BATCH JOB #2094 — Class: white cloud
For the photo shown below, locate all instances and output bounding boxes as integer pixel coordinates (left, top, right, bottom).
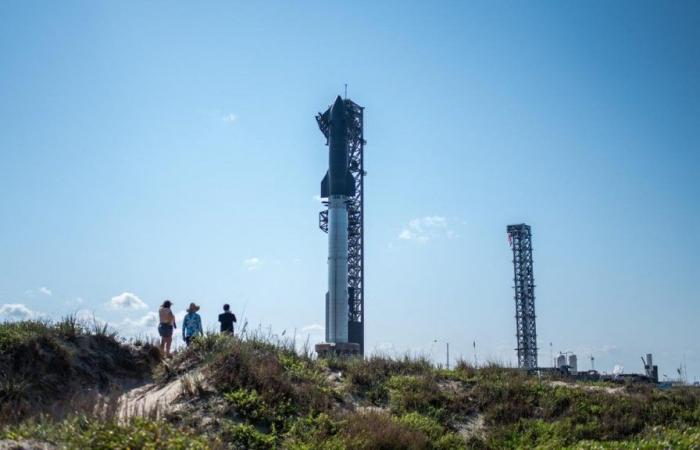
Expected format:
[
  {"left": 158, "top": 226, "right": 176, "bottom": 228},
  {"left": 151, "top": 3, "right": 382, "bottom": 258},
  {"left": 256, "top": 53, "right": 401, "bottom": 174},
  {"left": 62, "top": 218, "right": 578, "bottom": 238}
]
[
  {"left": 38, "top": 287, "right": 52, "bottom": 296},
  {"left": 24, "top": 287, "right": 53, "bottom": 297},
  {"left": 108, "top": 292, "right": 147, "bottom": 310},
  {"left": 398, "top": 216, "right": 458, "bottom": 243},
  {"left": 113, "top": 312, "right": 159, "bottom": 337},
  {"left": 0, "top": 303, "right": 39, "bottom": 321},
  {"left": 222, "top": 113, "right": 237, "bottom": 124},
  {"left": 243, "top": 257, "right": 263, "bottom": 271},
  {"left": 301, "top": 323, "right": 324, "bottom": 334},
  {"left": 124, "top": 312, "right": 158, "bottom": 328}
]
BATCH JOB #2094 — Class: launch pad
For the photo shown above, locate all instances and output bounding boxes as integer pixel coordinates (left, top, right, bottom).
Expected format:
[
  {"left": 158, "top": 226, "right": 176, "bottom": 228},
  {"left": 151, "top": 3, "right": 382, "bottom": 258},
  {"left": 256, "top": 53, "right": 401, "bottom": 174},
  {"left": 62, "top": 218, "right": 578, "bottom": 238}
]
[{"left": 315, "top": 342, "right": 361, "bottom": 358}]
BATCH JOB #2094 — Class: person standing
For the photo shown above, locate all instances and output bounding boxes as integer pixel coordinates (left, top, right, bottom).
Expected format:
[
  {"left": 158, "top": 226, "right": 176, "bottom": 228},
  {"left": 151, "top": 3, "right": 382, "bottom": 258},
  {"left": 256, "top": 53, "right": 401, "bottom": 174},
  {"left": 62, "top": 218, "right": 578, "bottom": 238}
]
[
  {"left": 158, "top": 300, "right": 176, "bottom": 357},
  {"left": 182, "top": 302, "right": 203, "bottom": 346},
  {"left": 218, "top": 304, "right": 237, "bottom": 334}
]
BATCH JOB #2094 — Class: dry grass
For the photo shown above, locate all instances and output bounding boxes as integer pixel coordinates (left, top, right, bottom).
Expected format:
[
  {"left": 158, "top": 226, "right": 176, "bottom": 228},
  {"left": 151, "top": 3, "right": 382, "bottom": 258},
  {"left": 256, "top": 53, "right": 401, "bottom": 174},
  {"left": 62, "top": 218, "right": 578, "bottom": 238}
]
[
  {"left": 341, "top": 410, "right": 431, "bottom": 449},
  {"left": 4, "top": 319, "right": 700, "bottom": 449},
  {"left": 0, "top": 317, "right": 160, "bottom": 424}
]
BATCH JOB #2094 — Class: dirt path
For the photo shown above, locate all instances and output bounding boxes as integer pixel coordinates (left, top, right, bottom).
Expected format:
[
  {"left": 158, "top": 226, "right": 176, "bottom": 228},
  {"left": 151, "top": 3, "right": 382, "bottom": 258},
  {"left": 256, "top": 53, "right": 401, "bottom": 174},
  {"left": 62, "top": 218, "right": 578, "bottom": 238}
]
[
  {"left": 117, "top": 376, "right": 186, "bottom": 421},
  {"left": 548, "top": 380, "right": 624, "bottom": 394},
  {"left": 457, "top": 413, "right": 485, "bottom": 440}
]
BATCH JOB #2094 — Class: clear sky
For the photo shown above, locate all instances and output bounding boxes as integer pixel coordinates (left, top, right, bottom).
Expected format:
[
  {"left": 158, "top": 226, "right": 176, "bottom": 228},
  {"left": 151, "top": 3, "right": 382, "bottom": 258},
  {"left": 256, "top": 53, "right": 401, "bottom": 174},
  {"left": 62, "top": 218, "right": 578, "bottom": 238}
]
[{"left": 1, "top": 1, "right": 698, "bottom": 381}]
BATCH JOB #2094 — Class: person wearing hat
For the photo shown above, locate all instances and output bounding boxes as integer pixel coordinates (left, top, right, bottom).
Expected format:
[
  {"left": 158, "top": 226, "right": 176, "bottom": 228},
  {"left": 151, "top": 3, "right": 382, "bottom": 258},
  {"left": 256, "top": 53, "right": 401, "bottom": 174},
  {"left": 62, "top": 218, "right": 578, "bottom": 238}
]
[
  {"left": 158, "top": 300, "right": 176, "bottom": 356},
  {"left": 182, "top": 302, "right": 203, "bottom": 346}
]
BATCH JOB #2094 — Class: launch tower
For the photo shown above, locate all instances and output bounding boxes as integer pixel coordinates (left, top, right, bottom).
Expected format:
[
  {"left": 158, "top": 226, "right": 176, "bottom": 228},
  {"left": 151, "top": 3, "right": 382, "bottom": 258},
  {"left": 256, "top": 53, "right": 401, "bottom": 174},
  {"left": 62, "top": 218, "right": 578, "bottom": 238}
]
[
  {"left": 316, "top": 97, "right": 365, "bottom": 356},
  {"left": 507, "top": 223, "right": 538, "bottom": 369}
]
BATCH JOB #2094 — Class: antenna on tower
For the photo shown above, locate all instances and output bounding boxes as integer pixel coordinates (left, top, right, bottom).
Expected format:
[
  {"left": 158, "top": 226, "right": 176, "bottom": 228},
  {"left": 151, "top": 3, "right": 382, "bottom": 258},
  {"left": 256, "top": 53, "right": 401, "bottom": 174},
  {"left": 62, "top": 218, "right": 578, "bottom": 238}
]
[
  {"left": 344, "top": 83, "right": 348, "bottom": 99},
  {"left": 550, "top": 342, "right": 553, "bottom": 368}
]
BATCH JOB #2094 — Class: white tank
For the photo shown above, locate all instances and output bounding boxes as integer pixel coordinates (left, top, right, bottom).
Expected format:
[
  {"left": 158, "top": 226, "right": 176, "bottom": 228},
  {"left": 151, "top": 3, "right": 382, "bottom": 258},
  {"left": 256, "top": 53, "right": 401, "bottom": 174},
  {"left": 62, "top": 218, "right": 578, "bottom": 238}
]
[
  {"left": 556, "top": 354, "right": 567, "bottom": 369},
  {"left": 568, "top": 354, "right": 577, "bottom": 374},
  {"left": 326, "top": 195, "right": 349, "bottom": 343}
]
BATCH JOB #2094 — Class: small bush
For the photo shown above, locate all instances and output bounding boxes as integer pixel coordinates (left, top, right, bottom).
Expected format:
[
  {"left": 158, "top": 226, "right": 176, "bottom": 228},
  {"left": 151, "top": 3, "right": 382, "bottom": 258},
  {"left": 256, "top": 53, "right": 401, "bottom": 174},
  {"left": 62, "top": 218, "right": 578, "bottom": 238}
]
[
  {"left": 1, "top": 416, "right": 214, "bottom": 449},
  {"left": 283, "top": 413, "right": 339, "bottom": 448},
  {"left": 0, "top": 318, "right": 159, "bottom": 423},
  {"left": 221, "top": 421, "right": 276, "bottom": 450},
  {"left": 399, "top": 412, "right": 466, "bottom": 449},
  {"left": 202, "top": 334, "right": 332, "bottom": 414},
  {"left": 224, "top": 388, "right": 294, "bottom": 427},
  {"left": 341, "top": 410, "right": 431, "bottom": 450},
  {"left": 388, "top": 375, "right": 445, "bottom": 419},
  {"left": 329, "top": 355, "right": 433, "bottom": 406}
]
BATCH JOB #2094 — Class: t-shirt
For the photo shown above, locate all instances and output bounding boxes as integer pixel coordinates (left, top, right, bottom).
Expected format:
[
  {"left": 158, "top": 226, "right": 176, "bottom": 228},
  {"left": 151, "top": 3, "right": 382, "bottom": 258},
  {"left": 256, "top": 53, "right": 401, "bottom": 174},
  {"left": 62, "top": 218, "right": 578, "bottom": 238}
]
[{"left": 218, "top": 311, "right": 237, "bottom": 333}]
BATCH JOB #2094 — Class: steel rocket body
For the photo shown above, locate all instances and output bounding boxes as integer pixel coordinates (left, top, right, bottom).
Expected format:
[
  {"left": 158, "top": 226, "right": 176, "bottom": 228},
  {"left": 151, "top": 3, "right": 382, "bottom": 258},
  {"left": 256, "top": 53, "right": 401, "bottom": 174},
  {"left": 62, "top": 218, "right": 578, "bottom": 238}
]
[{"left": 321, "top": 96, "right": 355, "bottom": 344}]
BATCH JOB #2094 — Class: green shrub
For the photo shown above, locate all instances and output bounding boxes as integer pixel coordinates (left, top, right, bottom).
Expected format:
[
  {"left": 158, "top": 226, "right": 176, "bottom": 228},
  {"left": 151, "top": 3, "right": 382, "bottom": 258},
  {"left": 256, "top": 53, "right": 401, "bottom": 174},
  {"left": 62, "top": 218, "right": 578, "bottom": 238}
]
[
  {"left": 283, "top": 413, "right": 340, "bottom": 449},
  {"left": 0, "top": 320, "right": 52, "bottom": 352},
  {"left": 399, "top": 412, "right": 466, "bottom": 449},
  {"left": 204, "top": 334, "right": 331, "bottom": 414},
  {"left": 0, "top": 318, "right": 159, "bottom": 423},
  {"left": 225, "top": 388, "right": 270, "bottom": 422},
  {"left": 341, "top": 410, "right": 431, "bottom": 449},
  {"left": 223, "top": 387, "right": 295, "bottom": 430},
  {"left": 388, "top": 375, "right": 445, "bottom": 418},
  {"left": 1, "top": 416, "right": 214, "bottom": 449},
  {"left": 327, "top": 355, "right": 432, "bottom": 406},
  {"left": 221, "top": 421, "right": 276, "bottom": 449}
]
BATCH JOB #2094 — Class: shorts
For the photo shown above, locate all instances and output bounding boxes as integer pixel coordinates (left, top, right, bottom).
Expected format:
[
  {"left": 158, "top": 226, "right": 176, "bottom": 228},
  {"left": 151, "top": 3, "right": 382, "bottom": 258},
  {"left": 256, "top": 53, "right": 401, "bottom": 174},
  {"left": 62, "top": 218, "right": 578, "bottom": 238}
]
[{"left": 158, "top": 323, "right": 173, "bottom": 338}]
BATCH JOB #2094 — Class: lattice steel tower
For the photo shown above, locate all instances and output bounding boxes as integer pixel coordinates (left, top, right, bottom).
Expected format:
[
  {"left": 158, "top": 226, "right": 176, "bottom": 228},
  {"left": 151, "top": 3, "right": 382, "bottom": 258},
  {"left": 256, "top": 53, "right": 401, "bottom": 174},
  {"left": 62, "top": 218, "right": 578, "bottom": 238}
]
[
  {"left": 318, "top": 98, "right": 366, "bottom": 355},
  {"left": 507, "top": 223, "right": 538, "bottom": 369}
]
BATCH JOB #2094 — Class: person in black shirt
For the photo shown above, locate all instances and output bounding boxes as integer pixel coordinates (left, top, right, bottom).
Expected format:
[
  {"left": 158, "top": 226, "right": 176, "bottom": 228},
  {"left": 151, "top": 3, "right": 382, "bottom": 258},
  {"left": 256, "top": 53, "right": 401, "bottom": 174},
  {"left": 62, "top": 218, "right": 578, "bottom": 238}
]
[{"left": 218, "top": 304, "right": 237, "bottom": 334}]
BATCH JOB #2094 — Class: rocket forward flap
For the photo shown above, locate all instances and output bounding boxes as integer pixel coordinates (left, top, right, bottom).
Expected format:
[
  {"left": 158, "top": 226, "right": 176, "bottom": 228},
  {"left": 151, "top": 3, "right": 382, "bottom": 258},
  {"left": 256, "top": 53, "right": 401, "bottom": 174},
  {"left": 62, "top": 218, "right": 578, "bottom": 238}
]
[
  {"left": 321, "top": 171, "right": 329, "bottom": 198},
  {"left": 345, "top": 171, "right": 356, "bottom": 197},
  {"left": 322, "top": 170, "right": 354, "bottom": 197}
]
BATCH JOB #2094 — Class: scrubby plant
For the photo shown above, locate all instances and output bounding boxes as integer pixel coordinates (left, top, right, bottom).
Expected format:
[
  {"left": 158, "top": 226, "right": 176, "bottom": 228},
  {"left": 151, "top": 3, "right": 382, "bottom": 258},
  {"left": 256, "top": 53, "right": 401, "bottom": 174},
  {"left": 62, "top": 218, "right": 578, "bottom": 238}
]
[
  {"left": 340, "top": 410, "right": 432, "bottom": 449},
  {"left": 387, "top": 375, "right": 446, "bottom": 418},
  {"left": 223, "top": 387, "right": 295, "bottom": 432},
  {"left": 399, "top": 412, "right": 466, "bottom": 449},
  {"left": 1, "top": 416, "right": 215, "bottom": 449},
  {"left": 220, "top": 420, "right": 276, "bottom": 450},
  {"left": 327, "top": 354, "right": 433, "bottom": 405},
  {"left": 283, "top": 413, "right": 339, "bottom": 448},
  {"left": 0, "top": 318, "right": 160, "bottom": 423},
  {"left": 4, "top": 319, "right": 700, "bottom": 449},
  {"left": 174, "top": 332, "right": 333, "bottom": 415}
]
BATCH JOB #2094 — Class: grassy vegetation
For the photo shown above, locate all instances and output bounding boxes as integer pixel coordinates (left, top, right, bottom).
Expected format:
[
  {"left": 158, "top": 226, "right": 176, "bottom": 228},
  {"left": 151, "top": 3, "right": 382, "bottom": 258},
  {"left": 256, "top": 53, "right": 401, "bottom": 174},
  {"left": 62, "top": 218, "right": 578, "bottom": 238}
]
[
  {"left": 1, "top": 417, "right": 216, "bottom": 449},
  {"left": 2, "top": 322, "right": 700, "bottom": 449},
  {"left": 0, "top": 317, "right": 160, "bottom": 422}
]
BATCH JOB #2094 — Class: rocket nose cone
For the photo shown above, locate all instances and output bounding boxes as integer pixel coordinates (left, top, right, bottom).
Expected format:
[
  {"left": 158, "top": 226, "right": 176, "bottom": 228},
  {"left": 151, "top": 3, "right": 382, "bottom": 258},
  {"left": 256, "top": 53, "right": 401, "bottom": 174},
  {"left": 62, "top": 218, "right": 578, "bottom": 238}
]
[{"left": 331, "top": 95, "right": 345, "bottom": 120}]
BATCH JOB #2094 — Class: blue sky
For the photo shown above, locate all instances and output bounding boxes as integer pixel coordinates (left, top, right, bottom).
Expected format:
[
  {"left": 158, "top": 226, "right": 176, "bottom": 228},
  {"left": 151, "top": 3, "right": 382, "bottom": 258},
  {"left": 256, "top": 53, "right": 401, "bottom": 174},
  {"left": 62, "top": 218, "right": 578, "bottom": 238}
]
[{"left": 1, "top": 1, "right": 698, "bottom": 380}]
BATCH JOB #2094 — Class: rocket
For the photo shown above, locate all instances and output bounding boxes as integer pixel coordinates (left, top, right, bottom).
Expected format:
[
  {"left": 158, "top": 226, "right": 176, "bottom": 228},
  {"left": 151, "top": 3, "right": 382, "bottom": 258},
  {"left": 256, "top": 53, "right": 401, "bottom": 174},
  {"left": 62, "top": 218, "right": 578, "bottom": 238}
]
[{"left": 320, "top": 96, "right": 355, "bottom": 344}]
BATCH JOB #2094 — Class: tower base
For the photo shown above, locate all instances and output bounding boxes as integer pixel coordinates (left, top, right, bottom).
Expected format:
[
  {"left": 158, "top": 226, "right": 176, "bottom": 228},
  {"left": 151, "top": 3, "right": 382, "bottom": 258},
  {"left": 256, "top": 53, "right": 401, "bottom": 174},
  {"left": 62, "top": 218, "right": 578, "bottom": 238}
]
[{"left": 315, "top": 342, "right": 361, "bottom": 358}]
